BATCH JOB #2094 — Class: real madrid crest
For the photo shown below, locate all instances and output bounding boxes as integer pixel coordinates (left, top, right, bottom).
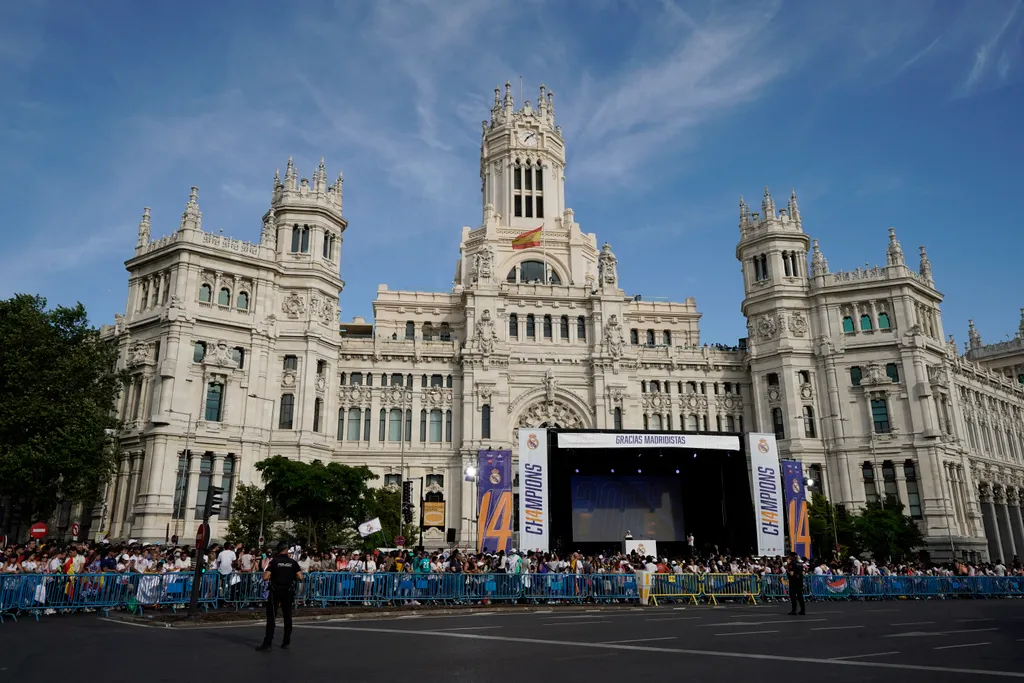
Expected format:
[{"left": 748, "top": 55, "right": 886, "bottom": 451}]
[
  {"left": 489, "top": 468, "right": 502, "bottom": 485},
  {"left": 527, "top": 433, "right": 540, "bottom": 450},
  {"left": 757, "top": 439, "right": 770, "bottom": 454}
]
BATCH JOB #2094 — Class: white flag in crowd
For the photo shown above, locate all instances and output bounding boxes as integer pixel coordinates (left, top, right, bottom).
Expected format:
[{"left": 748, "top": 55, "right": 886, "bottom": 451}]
[{"left": 357, "top": 517, "right": 383, "bottom": 537}]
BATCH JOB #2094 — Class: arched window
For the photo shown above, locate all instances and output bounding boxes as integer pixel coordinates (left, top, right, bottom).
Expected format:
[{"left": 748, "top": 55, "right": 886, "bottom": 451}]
[
  {"left": 771, "top": 407, "right": 785, "bottom": 440},
  {"left": 218, "top": 288, "right": 231, "bottom": 306},
  {"left": 802, "top": 406, "right": 816, "bottom": 438},
  {"left": 346, "top": 407, "right": 361, "bottom": 440},
  {"left": 630, "top": 329, "right": 639, "bottom": 345},
  {"left": 291, "top": 225, "right": 300, "bottom": 252},
  {"left": 193, "top": 341, "right": 207, "bottom": 363},
  {"left": 405, "top": 321, "right": 415, "bottom": 340},
  {"left": 543, "top": 315, "right": 553, "bottom": 338},
  {"left": 850, "top": 366, "right": 862, "bottom": 386},
  {"left": 439, "top": 323, "right": 451, "bottom": 342},
  {"left": 577, "top": 316, "right": 586, "bottom": 341},
  {"left": 646, "top": 329, "right": 655, "bottom": 346},
  {"left": 236, "top": 292, "right": 249, "bottom": 310},
  {"left": 885, "top": 363, "right": 900, "bottom": 383},
  {"left": 526, "top": 314, "right": 536, "bottom": 338},
  {"left": 783, "top": 251, "right": 792, "bottom": 276},
  {"left": 389, "top": 408, "right": 403, "bottom": 441},
  {"left": 322, "top": 232, "right": 331, "bottom": 258},
  {"left": 481, "top": 404, "right": 491, "bottom": 439},
  {"left": 300, "top": 225, "right": 310, "bottom": 253},
  {"left": 842, "top": 316, "right": 854, "bottom": 333},
  {"left": 650, "top": 414, "right": 663, "bottom": 430},
  {"left": 199, "top": 283, "right": 212, "bottom": 303},
  {"left": 560, "top": 315, "right": 569, "bottom": 339},
  {"left": 520, "top": 260, "right": 545, "bottom": 283},
  {"left": 860, "top": 314, "right": 872, "bottom": 331},
  {"left": 877, "top": 312, "right": 891, "bottom": 329},
  {"left": 613, "top": 407, "right": 622, "bottom": 430},
  {"left": 509, "top": 313, "right": 518, "bottom": 338},
  {"left": 506, "top": 268, "right": 517, "bottom": 283}
]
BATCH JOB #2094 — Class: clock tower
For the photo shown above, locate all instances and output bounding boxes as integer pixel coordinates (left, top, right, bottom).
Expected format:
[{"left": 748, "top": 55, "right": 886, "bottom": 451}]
[{"left": 480, "top": 82, "right": 566, "bottom": 230}]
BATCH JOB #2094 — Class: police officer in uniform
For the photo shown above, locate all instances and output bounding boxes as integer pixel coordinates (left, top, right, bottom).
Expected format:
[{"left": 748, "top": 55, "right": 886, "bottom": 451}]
[
  {"left": 786, "top": 552, "right": 806, "bottom": 616},
  {"left": 256, "top": 541, "right": 303, "bottom": 652}
]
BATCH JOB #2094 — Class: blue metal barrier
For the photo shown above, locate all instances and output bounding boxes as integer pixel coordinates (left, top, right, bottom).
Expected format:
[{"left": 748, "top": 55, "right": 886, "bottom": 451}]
[{"left": 2, "top": 571, "right": 1022, "bottom": 620}]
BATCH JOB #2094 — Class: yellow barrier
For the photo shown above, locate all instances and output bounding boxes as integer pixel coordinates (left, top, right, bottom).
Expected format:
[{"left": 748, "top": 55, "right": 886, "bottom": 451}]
[
  {"left": 702, "top": 573, "right": 759, "bottom": 605},
  {"left": 648, "top": 573, "right": 702, "bottom": 606}
]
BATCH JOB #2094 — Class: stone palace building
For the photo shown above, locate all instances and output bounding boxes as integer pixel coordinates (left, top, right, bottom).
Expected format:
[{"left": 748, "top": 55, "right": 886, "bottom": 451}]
[{"left": 94, "top": 82, "right": 1024, "bottom": 562}]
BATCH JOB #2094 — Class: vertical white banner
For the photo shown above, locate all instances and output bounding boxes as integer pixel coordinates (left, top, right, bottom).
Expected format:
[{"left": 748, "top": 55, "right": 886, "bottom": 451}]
[
  {"left": 747, "top": 432, "right": 785, "bottom": 557},
  {"left": 518, "top": 428, "right": 549, "bottom": 553}
]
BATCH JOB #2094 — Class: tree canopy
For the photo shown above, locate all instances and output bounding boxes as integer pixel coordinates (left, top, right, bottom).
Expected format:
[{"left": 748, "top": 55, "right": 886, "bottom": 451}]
[
  {"left": 254, "top": 456, "right": 377, "bottom": 546},
  {"left": 807, "top": 491, "right": 924, "bottom": 563},
  {"left": 0, "top": 295, "right": 126, "bottom": 532}
]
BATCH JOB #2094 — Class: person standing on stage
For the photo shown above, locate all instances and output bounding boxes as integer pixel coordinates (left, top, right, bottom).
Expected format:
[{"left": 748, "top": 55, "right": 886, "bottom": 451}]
[
  {"left": 786, "top": 552, "right": 806, "bottom": 616},
  {"left": 256, "top": 541, "right": 304, "bottom": 652}
]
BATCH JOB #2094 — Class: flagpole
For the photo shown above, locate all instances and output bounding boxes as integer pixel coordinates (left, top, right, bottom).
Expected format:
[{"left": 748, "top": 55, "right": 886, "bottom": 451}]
[{"left": 541, "top": 224, "right": 547, "bottom": 283}]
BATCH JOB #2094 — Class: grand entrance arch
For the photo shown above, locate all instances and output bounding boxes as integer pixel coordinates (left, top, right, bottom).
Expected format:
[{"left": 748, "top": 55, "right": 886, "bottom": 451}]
[{"left": 512, "top": 397, "right": 588, "bottom": 447}]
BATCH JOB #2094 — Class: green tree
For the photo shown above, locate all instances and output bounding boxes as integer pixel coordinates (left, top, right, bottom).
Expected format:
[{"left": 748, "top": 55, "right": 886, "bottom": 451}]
[
  {"left": 224, "top": 483, "right": 281, "bottom": 548},
  {"left": 851, "top": 495, "right": 925, "bottom": 563},
  {"left": 807, "top": 491, "right": 857, "bottom": 560},
  {"left": 254, "top": 456, "right": 376, "bottom": 547},
  {"left": 0, "top": 295, "right": 126, "bottom": 533}
]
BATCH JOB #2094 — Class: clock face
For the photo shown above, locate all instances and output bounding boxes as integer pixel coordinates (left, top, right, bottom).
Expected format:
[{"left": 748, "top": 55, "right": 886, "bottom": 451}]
[{"left": 517, "top": 130, "right": 538, "bottom": 147}]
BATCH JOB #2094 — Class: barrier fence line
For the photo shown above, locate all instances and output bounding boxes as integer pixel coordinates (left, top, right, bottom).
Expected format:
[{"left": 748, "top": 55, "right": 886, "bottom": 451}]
[{"left": 3, "top": 572, "right": 1024, "bottom": 621}]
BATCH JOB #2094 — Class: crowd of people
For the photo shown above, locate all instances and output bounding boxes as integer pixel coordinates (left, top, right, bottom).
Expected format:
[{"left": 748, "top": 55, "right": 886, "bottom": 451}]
[{"left": 2, "top": 537, "right": 1020, "bottom": 579}]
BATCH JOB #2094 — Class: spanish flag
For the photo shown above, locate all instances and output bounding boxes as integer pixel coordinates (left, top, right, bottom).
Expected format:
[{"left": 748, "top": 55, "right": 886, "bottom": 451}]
[{"left": 511, "top": 226, "right": 543, "bottom": 250}]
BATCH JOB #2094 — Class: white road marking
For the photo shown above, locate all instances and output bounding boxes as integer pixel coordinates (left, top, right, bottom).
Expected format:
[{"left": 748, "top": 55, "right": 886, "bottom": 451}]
[
  {"left": 547, "top": 614, "right": 613, "bottom": 620},
  {"left": 831, "top": 651, "right": 900, "bottom": 661},
  {"left": 715, "top": 630, "right": 780, "bottom": 636},
  {"left": 541, "top": 621, "right": 608, "bottom": 626},
  {"left": 885, "top": 627, "right": 998, "bottom": 638},
  {"left": 812, "top": 626, "right": 864, "bottom": 631},
  {"left": 934, "top": 642, "right": 991, "bottom": 650},
  {"left": 601, "top": 636, "right": 678, "bottom": 644},
  {"left": 295, "top": 624, "right": 1024, "bottom": 678},
  {"left": 440, "top": 625, "right": 503, "bottom": 631},
  {"left": 957, "top": 618, "right": 994, "bottom": 623},
  {"left": 644, "top": 616, "right": 703, "bottom": 622},
  {"left": 711, "top": 619, "right": 827, "bottom": 627},
  {"left": 98, "top": 617, "right": 262, "bottom": 630},
  {"left": 891, "top": 621, "right": 934, "bottom": 626}
]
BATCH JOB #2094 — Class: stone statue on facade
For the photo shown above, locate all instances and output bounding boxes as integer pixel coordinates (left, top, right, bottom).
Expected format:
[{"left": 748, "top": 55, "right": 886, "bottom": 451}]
[
  {"left": 473, "top": 309, "right": 499, "bottom": 355},
  {"left": 543, "top": 368, "right": 557, "bottom": 403},
  {"left": 604, "top": 314, "right": 625, "bottom": 358},
  {"left": 261, "top": 210, "right": 277, "bottom": 248},
  {"left": 474, "top": 246, "right": 494, "bottom": 283},
  {"left": 598, "top": 243, "right": 618, "bottom": 286},
  {"left": 282, "top": 292, "right": 305, "bottom": 319}
]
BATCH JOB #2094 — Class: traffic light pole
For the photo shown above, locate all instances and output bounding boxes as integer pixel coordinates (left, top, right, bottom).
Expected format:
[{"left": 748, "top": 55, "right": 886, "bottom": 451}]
[{"left": 187, "top": 485, "right": 224, "bottom": 618}]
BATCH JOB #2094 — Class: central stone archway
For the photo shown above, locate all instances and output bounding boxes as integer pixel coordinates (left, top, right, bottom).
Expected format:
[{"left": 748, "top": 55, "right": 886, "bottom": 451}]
[{"left": 512, "top": 398, "right": 588, "bottom": 447}]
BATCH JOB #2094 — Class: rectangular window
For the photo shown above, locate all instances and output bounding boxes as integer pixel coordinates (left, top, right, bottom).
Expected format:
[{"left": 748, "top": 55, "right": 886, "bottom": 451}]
[
  {"left": 378, "top": 409, "right": 386, "bottom": 441},
  {"left": 405, "top": 409, "right": 412, "bottom": 441},
  {"left": 420, "top": 409, "right": 427, "bottom": 442},
  {"left": 405, "top": 321, "right": 415, "bottom": 340},
  {"left": 350, "top": 372, "right": 363, "bottom": 385},
  {"left": 363, "top": 409, "right": 370, "bottom": 441},
  {"left": 885, "top": 363, "right": 900, "bottom": 383},
  {"left": 772, "top": 407, "right": 785, "bottom": 440},
  {"left": 613, "top": 407, "right": 622, "bottom": 430},
  {"left": 526, "top": 315, "right": 535, "bottom": 337},
  {"left": 543, "top": 315, "right": 552, "bottom": 338},
  {"left": 431, "top": 374, "right": 443, "bottom": 387},
  {"left": 391, "top": 373, "right": 404, "bottom": 387},
  {"left": 384, "top": 473, "right": 401, "bottom": 487},
  {"left": 219, "top": 457, "right": 234, "bottom": 520},
  {"left": 204, "top": 383, "right": 223, "bottom": 422},
  {"left": 313, "top": 398, "right": 322, "bottom": 432},
  {"left": 882, "top": 461, "right": 898, "bottom": 499},
  {"left": 514, "top": 167, "right": 522, "bottom": 190},
  {"left": 337, "top": 408, "right": 345, "bottom": 440},
  {"left": 850, "top": 366, "right": 862, "bottom": 385},
  {"left": 283, "top": 355, "right": 298, "bottom": 371},
  {"left": 279, "top": 394, "right": 294, "bottom": 429},
  {"left": 300, "top": 226, "right": 310, "bottom": 253},
  {"left": 536, "top": 196, "right": 544, "bottom": 218},
  {"left": 767, "top": 373, "right": 779, "bottom": 386},
  {"left": 535, "top": 167, "right": 543, "bottom": 190},
  {"left": 525, "top": 195, "right": 533, "bottom": 218},
  {"left": 871, "top": 398, "right": 891, "bottom": 434},
  {"left": 577, "top": 316, "right": 586, "bottom": 341},
  {"left": 389, "top": 408, "right": 403, "bottom": 441},
  {"left": 347, "top": 407, "right": 361, "bottom": 441},
  {"left": 429, "top": 409, "right": 442, "bottom": 442},
  {"left": 863, "top": 463, "right": 878, "bottom": 503},
  {"left": 904, "top": 461, "right": 922, "bottom": 519},
  {"left": 445, "top": 409, "right": 452, "bottom": 442},
  {"left": 481, "top": 405, "right": 491, "bottom": 439},
  {"left": 514, "top": 195, "right": 522, "bottom": 217},
  {"left": 194, "top": 454, "right": 212, "bottom": 519},
  {"left": 524, "top": 167, "right": 533, "bottom": 191},
  {"left": 560, "top": 316, "right": 569, "bottom": 339},
  {"left": 726, "top": 415, "right": 736, "bottom": 431},
  {"left": 172, "top": 454, "right": 189, "bottom": 519}
]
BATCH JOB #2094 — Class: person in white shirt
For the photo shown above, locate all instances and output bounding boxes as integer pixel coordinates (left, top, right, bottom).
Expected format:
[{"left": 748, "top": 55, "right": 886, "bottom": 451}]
[{"left": 216, "top": 545, "right": 237, "bottom": 602}]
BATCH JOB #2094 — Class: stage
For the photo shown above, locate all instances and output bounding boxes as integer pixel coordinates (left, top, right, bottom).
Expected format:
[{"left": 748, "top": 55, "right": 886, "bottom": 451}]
[{"left": 518, "top": 429, "right": 759, "bottom": 560}]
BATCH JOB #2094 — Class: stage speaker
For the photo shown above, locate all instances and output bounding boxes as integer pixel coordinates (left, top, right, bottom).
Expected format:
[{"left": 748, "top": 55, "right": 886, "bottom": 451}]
[{"left": 446, "top": 527, "right": 457, "bottom": 543}]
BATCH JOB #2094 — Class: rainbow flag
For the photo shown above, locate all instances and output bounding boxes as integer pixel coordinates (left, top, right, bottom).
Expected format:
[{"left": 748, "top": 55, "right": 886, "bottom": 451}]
[{"left": 511, "top": 226, "right": 543, "bottom": 250}]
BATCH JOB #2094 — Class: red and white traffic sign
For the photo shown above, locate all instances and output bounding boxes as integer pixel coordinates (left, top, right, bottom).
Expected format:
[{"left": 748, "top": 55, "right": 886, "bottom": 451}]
[
  {"left": 196, "top": 522, "right": 209, "bottom": 550},
  {"left": 30, "top": 522, "right": 48, "bottom": 540},
  {"left": 71, "top": 522, "right": 81, "bottom": 539},
  {"left": 395, "top": 535, "right": 406, "bottom": 547},
  {"left": 258, "top": 536, "right": 265, "bottom": 546}
]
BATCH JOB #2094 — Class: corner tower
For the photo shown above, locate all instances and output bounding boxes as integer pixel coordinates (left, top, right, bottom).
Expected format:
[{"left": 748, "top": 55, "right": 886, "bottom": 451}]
[{"left": 480, "top": 82, "right": 565, "bottom": 229}]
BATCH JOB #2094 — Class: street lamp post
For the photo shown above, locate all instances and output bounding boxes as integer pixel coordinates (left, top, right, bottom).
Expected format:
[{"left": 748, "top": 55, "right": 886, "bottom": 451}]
[
  {"left": 464, "top": 465, "right": 479, "bottom": 551},
  {"left": 248, "top": 394, "right": 275, "bottom": 545}
]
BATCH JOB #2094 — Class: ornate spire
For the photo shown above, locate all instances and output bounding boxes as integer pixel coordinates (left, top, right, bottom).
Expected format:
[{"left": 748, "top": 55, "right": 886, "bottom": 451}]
[
  {"left": 179, "top": 187, "right": 202, "bottom": 231},
  {"left": 761, "top": 186, "right": 776, "bottom": 219},
  {"left": 493, "top": 87, "right": 501, "bottom": 108},
  {"left": 261, "top": 208, "right": 276, "bottom": 247},
  {"left": 810, "top": 239, "right": 829, "bottom": 276},
  {"left": 503, "top": 80, "right": 514, "bottom": 114},
  {"left": 136, "top": 207, "right": 151, "bottom": 248},
  {"left": 918, "top": 245, "right": 933, "bottom": 283},
  {"left": 547, "top": 89, "right": 554, "bottom": 120},
  {"left": 273, "top": 168, "right": 280, "bottom": 189},
  {"left": 284, "top": 156, "right": 296, "bottom": 190},
  {"left": 738, "top": 196, "right": 750, "bottom": 228},
  {"left": 886, "top": 227, "right": 905, "bottom": 266},
  {"left": 968, "top": 319, "right": 982, "bottom": 350},
  {"left": 538, "top": 84, "right": 548, "bottom": 117},
  {"left": 314, "top": 157, "right": 327, "bottom": 192},
  {"left": 788, "top": 189, "right": 800, "bottom": 223}
]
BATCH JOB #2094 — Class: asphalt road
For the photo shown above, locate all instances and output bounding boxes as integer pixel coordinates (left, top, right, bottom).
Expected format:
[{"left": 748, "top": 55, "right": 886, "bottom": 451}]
[{"left": 3, "top": 600, "right": 1024, "bottom": 682}]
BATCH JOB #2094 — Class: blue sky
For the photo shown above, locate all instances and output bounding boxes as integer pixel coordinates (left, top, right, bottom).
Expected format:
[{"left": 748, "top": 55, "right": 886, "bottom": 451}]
[{"left": 2, "top": 0, "right": 1022, "bottom": 346}]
